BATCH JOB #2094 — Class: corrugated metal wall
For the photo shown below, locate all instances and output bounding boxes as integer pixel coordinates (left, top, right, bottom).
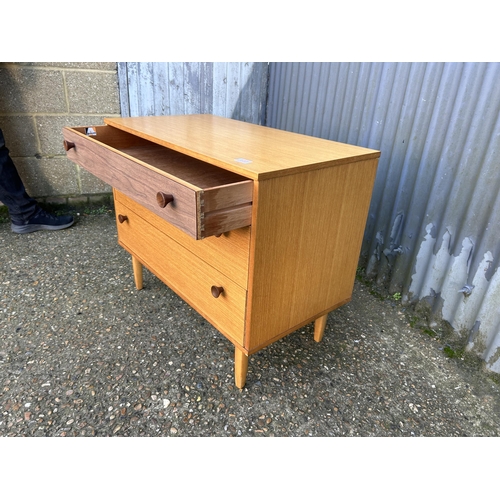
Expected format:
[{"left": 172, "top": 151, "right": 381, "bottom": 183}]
[
  {"left": 117, "top": 62, "right": 268, "bottom": 124},
  {"left": 267, "top": 62, "right": 500, "bottom": 372}
]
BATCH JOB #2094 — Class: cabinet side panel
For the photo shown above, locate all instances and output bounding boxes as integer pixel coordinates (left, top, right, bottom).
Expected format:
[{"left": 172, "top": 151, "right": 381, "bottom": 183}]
[{"left": 245, "top": 159, "right": 378, "bottom": 352}]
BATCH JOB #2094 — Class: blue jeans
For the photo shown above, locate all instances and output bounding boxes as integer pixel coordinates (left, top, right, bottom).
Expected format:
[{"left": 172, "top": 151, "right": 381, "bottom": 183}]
[{"left": 0, "top": 128, "right": 39, "bottom": 224}]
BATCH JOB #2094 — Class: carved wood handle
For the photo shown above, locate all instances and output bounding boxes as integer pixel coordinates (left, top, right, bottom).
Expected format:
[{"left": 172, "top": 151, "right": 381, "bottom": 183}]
[
  {"left": 63, "top": 140, "right": 75, "bottom": 151},
  {"left": 156, "top": 192, "right": 174, "bottom": 208},
  {"left": 118, "top": 214, "right": 128, "bottom": 223},
  {"left": 211, "top": 286, "right": 224, "bottom": 298}
]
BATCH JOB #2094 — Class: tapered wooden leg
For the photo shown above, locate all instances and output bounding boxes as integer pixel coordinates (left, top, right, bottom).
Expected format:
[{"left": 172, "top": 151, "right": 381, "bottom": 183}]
[
  {"left": 314, "top": 313, "right": 328, "bottom": 342},
  {"left": 234, "top": 348, "right": 249, "bottom": 389},
  {"left": 132, "top": 255, "right": 143, "bottom": 290}
]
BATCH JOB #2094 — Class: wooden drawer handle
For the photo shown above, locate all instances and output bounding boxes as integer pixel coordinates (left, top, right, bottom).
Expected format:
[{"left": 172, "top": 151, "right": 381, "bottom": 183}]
[
  {"left": 118, "top": 214, "right": 128, "bottom": 223},
  {"left": 63, "top": 140, "right": 75, "bottom": 151},
  {"left": 211, "top": 286, "right": 224, "bottom": 298},
  {"left": 156, "top": 192, "right": 174, "bottom": 208}
]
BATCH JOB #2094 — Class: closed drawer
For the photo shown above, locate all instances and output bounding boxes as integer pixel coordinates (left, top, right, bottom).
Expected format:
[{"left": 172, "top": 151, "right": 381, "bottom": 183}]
[
  {"left": 115, "top": 199, "right": 246, "bottom": 345},
  {"left": 114, "top": 189, "right": 250, "bottom": 290},
  {"left": 62, "top": 125, "right": 253, "bottom": 239}
]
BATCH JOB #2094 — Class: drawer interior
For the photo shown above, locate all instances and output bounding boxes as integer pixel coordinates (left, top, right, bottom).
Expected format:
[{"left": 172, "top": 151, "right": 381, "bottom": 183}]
[{"left": 72, "top": 125, "right": 249, "bottom": 189}]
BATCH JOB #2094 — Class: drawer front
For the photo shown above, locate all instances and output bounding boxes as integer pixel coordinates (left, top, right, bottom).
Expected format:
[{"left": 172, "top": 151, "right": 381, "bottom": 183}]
[
  {"left": 62, "top": 125, "right": 253, "bottom": 239},
  {"left": 115, "top": 200, "right": 246, "bottom": 346},
  {"left": 114, "top": 189, "right": 250, "bottom": 289}
]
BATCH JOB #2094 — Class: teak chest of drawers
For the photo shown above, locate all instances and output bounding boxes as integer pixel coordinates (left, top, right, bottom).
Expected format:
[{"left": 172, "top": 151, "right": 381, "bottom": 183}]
[{"left": 63, "top": 114, "right": 380, "bottom": 388}]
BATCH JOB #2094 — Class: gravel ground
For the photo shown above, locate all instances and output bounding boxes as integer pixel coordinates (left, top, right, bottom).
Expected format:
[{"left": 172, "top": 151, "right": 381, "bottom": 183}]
[{"left": 1, "top": 211, "right": 500, "bottom": 438}]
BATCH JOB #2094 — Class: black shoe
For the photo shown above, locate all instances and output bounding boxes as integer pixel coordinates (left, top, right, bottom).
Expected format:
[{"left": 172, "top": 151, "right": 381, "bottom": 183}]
[{"left": 11, "top": 210, "right": 74, "bottom": 234}]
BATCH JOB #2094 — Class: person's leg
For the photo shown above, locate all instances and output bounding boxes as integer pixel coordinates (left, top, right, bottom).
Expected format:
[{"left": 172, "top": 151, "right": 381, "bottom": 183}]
[
  {"left": 0, "top": 129, "right": 74, "bottom": 233},
  {"left": 0, "top": 128, "right": 39, "bottom": 224}
]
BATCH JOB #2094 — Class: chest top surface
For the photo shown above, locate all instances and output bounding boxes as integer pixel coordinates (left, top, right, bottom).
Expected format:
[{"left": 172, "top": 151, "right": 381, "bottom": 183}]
[{"left": 104, "top": 114, "right": 380, "bottom": 181}]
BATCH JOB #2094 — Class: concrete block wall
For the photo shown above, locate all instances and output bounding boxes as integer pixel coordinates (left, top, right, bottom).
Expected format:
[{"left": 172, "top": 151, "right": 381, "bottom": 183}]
[{"left": 0, "top": 62, "right": 120, "bottom": 207}]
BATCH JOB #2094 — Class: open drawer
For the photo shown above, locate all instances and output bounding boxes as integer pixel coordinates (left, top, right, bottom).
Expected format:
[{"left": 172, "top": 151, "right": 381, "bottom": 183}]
[{"left": 62, "top": 125, "right": 253, "bottom": 239}]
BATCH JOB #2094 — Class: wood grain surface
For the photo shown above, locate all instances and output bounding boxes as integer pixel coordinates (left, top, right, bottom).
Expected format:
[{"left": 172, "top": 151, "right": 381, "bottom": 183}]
[
  {"left": 114, "top": 189, "right": 251, "bottom": 289},
  {"left": 104, "top": 115, "right": 380, "bottom": 180},
  {"left": 115, "top": 198, "right": 247, "bottom": 345}
]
